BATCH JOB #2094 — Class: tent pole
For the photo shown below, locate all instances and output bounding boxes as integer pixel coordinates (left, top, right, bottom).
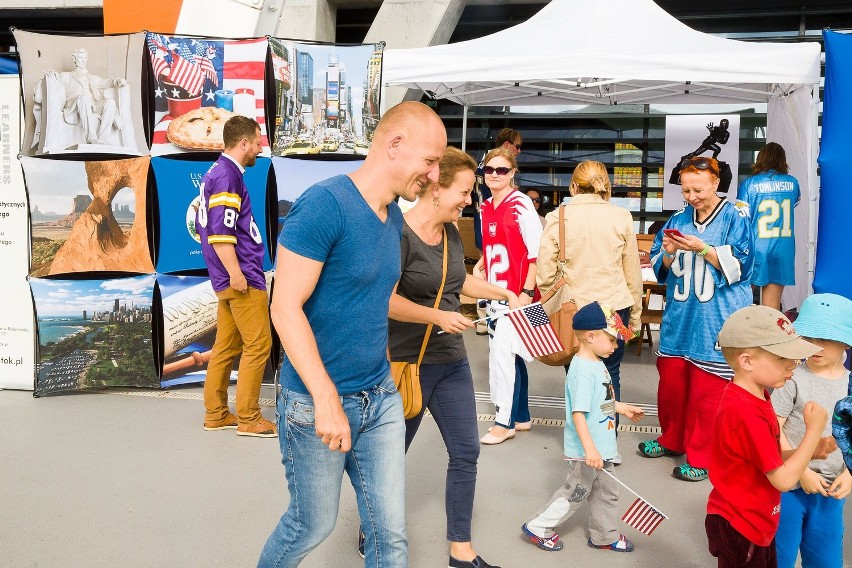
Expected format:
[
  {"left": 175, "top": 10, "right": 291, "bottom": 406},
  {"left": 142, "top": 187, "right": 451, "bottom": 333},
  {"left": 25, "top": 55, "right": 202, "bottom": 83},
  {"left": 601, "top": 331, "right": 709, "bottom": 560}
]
[
  {"left": 808, "top": 85, "right": 819, "bottom": 295},
  {"left": 462, "top": 104, "right": 469, "bottom": 152}
]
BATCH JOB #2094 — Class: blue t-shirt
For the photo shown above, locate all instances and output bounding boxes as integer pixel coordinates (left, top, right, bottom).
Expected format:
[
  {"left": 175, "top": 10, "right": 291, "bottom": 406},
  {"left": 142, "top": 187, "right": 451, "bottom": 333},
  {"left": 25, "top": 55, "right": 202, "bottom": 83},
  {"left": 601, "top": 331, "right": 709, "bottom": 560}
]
[
  {"left": 564, "top": 356, "right": 617, "bottom": 460},
  {"left": 277, "top": 174, "right": 403, "bottom": 395},
  {"left": 197, "top": 156, "right": 267, "bottom": 293},
  {"left": 736, "top": 170, "right": 800, "bottom": 286},
  {"left": 651, "top": 199, "right": 753, "bottom": 364}
]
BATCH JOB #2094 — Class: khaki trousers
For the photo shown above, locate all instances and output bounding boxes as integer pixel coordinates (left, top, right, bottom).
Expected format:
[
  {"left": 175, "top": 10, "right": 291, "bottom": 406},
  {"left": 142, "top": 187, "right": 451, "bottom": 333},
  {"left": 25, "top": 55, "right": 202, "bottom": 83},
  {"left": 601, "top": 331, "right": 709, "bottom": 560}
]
[{"left": 203, "top": 286, "right": 272, "bottom": 424}]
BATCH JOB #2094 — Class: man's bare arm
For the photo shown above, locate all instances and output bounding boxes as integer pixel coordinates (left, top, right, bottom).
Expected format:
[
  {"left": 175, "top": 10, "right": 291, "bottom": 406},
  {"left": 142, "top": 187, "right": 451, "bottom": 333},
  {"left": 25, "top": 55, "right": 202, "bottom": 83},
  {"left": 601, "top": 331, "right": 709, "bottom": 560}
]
[{"left": 270, "top": 244, "right": 350, "bottom": 452}]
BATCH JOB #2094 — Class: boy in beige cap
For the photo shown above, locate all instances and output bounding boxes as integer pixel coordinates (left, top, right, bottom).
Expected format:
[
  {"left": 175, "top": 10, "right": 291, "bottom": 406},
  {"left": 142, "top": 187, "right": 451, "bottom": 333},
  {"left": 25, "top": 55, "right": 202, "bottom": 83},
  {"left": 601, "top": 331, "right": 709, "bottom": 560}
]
[{"left": 706, "top": 305, "right": 828, "bottom": 568}]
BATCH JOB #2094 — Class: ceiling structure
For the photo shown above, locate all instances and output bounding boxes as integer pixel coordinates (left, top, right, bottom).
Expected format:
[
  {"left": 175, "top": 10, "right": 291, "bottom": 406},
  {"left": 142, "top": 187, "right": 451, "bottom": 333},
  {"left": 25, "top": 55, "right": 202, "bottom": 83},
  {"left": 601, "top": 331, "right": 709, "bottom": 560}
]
[{"left": 1, "top": 1, "right": 851, "bottom": 50}]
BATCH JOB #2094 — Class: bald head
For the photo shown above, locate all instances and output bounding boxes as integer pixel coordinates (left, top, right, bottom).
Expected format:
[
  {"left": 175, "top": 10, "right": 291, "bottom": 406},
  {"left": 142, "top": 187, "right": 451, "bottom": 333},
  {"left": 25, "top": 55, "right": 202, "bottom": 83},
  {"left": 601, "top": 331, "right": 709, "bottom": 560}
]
[
  {"left": 358, "top": 101, "right": 447, "bottom": 202},
  {"left": 373, "top": 101, "right": 443, "bottom": 145}
]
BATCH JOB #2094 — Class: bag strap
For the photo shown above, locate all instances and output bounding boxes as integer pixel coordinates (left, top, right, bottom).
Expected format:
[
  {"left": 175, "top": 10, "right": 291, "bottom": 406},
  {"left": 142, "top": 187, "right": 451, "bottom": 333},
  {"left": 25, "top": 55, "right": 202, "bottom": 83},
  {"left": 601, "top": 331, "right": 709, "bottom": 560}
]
[
  {"left": 417, "top": 226, "right": 448, "bottom": 366},
  {"left": 539, "top": 204, "right": 569, "bottom": 305}
]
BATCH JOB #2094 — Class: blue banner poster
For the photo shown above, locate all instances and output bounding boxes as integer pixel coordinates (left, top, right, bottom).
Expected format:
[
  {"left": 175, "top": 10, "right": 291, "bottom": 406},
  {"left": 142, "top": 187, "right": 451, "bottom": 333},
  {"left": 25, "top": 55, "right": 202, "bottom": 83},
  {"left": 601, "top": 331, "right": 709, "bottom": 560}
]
[
  {"left": 272, "top": 156, "right": 360, "bottom": 239},
  {"left": 31, "top": 274, "right": 158, "bottom": 396},
  {"left": 146, "top": 34, "right": 269, "bottom": 156},
  {"left": 153, "top": 156, "right": 272, "bottom": 273}
]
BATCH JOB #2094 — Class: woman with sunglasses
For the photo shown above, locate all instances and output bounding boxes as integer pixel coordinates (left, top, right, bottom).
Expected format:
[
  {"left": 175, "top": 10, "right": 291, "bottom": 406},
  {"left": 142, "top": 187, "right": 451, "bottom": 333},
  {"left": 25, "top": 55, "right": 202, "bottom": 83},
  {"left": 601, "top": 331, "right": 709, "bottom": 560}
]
[
  {"left": 638, "top": 156, "right": 754, "bottom": 482},
  {"left": 389, "top": 146, "right": 519, "bottom": 568},
  {"left": 472, "top": 148, "right": 543, "bottom": 445},
  {"left": 536, "top": 160, "right": 643, "bottom": 407},
  {"left": 524, "top": 189, "right": 547, "bottom": 228}
]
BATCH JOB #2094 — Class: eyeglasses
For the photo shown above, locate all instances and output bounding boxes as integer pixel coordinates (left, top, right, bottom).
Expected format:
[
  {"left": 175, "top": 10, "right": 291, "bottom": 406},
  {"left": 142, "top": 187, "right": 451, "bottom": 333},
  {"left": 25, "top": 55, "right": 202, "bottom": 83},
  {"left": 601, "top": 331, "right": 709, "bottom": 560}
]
[
  {"left": 510, "top": 141, "right": 522, "bottom": 151},
  {"left": 483, "top": 166, "right": 513, "bottom": 176},
  {"left": 679, "top": 156, "right": 719, "bottom": 176},
  {"left": 529, "top": 197, "right": 540, "bottom": 203}
]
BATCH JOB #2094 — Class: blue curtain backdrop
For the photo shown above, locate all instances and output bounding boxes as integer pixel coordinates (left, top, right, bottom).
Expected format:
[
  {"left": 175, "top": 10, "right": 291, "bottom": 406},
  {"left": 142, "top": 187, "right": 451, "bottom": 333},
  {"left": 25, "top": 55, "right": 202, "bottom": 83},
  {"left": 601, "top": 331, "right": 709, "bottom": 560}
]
[{"left": 814, "top": 31, "right": 852, "bottom": 297}]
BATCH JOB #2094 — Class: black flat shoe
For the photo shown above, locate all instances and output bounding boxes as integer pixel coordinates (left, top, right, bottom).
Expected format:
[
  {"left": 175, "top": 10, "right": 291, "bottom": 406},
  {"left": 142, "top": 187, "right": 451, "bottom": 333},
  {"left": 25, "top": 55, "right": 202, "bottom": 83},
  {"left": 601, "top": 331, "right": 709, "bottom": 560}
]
[{"left": 449, "top": 555, "right": 501, "bottom": 568}]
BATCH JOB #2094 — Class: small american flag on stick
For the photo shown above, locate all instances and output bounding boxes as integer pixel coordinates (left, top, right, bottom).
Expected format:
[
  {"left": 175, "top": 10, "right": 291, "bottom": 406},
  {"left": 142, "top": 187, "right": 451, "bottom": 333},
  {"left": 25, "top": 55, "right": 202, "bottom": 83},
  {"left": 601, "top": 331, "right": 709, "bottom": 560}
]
[
  {"left": 507, "top": 302, "right": 564, "bottom": 358},
  {"left": 622, "top": 497, "right": 667, "bottom": 535},
  {"left": 565, "top": 459, "right": 669, "bottom": 536}
]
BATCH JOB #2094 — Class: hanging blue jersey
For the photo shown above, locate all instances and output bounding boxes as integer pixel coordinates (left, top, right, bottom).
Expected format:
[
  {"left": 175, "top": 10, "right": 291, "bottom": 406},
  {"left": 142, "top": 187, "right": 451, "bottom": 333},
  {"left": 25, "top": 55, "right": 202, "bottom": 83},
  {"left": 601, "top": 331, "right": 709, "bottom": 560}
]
[
  {"left": 650, "top": 200, "right": 753, "bottom": 365},
  {"left": 736, "top": 170, "right": 800, "bottom": 286}
]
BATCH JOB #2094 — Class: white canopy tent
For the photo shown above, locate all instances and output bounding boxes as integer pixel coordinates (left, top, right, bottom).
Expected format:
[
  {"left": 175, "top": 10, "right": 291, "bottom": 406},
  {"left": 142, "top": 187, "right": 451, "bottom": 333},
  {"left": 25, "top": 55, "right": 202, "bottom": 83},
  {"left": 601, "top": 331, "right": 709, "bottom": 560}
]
[{"left": 382, "top": 0, "right": 822, "bottom": 308}]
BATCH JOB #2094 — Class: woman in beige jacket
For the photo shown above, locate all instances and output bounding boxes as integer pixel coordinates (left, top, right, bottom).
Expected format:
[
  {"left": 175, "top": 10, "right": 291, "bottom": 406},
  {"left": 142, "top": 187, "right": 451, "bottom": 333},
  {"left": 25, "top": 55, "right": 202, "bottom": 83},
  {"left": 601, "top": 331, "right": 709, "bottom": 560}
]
[{"left": 536, "top": 160, "right": 642, "bottom": 402}]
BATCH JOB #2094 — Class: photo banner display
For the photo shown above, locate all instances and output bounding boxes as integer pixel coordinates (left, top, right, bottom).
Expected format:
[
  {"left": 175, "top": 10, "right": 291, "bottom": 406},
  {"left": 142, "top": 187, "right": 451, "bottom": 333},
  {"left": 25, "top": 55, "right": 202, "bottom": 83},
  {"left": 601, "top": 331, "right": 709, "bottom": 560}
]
[
  {"left": 153, "top": 156, "right": 273, "bottom": 273},
  {"left": 158, "top": 272, "right": 276, "bottom": 386},
  {"left": 14, "top": 30, "right": 147, "bottom": 157},
  {"left": 32, "top": 274, "right": 158, "bottom": 396},
  {"left": 158, "top": 274, "right": 218, "bottom": 386},
  {"left": 147, "top": 34, "right": 270, "bottom": 156},
  {"left": 271, "top": 156, "right": 361, "bottom": 239},
  {"left": 23, "top": 156, "right": 154, "bottom": 277},
  {"left": 269, "top": 38, "right": 382, "bottom": 157},
  {"left": 663, "top": 114, "right": 740, "bottom": 210},
  {"left": 0, "top": 75, "right": 36, "bottom": 390}
]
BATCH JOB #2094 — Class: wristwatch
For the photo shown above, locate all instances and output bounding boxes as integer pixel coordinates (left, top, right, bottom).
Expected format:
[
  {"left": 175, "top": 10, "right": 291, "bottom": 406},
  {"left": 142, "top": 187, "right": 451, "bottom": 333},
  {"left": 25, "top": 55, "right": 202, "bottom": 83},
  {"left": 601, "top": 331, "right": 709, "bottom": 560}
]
[{"left": 521, "top": 288, "right": 535, "bottom": 298}]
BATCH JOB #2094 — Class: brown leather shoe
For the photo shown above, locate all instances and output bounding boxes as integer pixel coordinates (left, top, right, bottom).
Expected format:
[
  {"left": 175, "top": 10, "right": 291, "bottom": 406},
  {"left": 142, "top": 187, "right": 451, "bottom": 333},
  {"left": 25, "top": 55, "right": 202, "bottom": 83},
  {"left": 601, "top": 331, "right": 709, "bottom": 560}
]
[
  {"left": 203, "top": 413, "right": 238, "bottom": 431},
  {"left": 237, "top": 417, "right": 278, "bottom": 438}
]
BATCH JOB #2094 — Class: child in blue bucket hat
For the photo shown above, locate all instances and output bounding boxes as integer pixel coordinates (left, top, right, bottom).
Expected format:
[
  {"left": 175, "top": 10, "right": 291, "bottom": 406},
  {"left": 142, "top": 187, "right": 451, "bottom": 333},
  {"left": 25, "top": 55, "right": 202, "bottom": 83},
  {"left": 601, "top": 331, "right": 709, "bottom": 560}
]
[{"left": 771, "top": 293, "right": 852, "bottom": 568}]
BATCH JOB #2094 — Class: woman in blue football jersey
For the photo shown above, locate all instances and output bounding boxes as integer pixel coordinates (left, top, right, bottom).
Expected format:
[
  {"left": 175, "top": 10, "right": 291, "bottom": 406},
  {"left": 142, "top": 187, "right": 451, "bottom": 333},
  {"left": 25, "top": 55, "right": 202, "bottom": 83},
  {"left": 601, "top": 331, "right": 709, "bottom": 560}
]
[
  {"left": 736, "top": 142, "right": 800, "bottom": 310},
  {"left": 638, "top": 156, "right": 754, "bottom": 482}
]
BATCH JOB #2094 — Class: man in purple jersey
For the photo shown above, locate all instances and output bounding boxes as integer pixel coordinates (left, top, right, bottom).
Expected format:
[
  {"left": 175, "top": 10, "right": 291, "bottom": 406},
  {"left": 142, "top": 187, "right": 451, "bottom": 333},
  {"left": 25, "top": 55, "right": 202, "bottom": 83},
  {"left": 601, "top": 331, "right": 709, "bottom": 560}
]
[{"left": 196, "top": 115, "right": 275, "bottom": 438}]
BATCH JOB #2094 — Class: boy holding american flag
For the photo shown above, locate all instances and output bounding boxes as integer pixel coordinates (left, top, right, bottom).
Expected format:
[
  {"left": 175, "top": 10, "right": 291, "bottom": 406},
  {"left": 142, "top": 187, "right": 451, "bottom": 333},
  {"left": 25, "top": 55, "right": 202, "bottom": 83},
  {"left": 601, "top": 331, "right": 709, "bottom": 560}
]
[{"left": 521, "top": 302, "right": 644, "bottom": 553}]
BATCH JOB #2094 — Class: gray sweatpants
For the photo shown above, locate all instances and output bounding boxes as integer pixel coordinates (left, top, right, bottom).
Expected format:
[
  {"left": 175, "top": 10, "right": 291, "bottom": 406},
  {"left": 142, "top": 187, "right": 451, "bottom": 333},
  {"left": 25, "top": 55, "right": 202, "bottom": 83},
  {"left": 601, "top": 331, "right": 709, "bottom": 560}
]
[{"left": 526, "top": 460, "right": 620, "bottom": 546}]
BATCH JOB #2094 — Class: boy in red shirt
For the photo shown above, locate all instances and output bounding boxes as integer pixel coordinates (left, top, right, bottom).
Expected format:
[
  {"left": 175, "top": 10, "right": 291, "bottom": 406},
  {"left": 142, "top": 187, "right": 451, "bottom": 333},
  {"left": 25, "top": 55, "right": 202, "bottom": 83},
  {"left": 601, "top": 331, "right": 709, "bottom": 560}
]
[{"left": 707, "top": 305, "right": 828, "bottom": 568}]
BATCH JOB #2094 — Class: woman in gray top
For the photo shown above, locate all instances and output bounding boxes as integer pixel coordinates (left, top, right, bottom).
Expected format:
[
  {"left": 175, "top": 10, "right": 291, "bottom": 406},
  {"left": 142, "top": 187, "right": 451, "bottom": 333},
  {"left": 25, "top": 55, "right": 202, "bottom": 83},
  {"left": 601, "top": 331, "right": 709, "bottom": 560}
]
[{"left": 389, "top": 147, "right": 519, "bottom": 568}]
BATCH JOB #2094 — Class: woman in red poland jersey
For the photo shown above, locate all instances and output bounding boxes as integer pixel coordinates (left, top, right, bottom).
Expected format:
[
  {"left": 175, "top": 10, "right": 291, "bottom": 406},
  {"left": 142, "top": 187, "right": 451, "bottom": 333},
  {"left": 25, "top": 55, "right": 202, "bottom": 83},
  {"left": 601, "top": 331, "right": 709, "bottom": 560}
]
[{"left": 474, "top": 147, "right": 543, "bottom": 445}]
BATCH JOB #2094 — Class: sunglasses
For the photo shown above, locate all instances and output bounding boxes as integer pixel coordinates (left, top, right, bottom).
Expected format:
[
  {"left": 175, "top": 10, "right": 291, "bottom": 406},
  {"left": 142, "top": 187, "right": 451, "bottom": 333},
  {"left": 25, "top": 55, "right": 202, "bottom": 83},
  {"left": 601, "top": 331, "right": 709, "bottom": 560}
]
[
  {"left": 529, "top": 197, "right": 540, "bottom": 203},
  {"left": 679, "top": 156, "right": 719, "bottom": 176},
  {"left": 511, "top": 142, "right": 522, "bottom": 150},
  {"left": 484, "top": 166, "right": 513, "bottom": 176}
]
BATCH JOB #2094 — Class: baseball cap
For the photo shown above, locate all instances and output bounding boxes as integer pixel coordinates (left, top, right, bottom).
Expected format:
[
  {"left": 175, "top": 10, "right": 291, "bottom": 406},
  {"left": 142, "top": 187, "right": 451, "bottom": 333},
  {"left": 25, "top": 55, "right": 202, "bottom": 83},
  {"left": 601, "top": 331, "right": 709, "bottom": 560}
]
[
  {"left": 573, "top": 302, "right": 631, "bottom": 340},
  {"left": 718, "top": 305, "right": 820, "bottom": 359},
  {"left": 793, "top": 293, "right": 852, "bottom": 348}
]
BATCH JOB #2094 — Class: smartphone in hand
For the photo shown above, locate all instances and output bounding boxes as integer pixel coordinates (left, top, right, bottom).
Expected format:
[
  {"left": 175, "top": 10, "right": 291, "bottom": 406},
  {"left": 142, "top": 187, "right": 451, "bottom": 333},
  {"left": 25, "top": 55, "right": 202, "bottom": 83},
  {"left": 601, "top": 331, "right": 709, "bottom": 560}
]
[{"left": 663, "top": 228, "right": 685, "bottom": 239}]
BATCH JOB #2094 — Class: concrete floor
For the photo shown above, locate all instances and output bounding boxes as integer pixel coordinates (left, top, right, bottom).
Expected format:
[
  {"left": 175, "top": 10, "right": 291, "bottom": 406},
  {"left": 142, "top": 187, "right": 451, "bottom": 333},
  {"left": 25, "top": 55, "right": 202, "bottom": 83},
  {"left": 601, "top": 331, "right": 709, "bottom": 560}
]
[{"left": 1, "top": 330, "right": 849, "bottom": 567}]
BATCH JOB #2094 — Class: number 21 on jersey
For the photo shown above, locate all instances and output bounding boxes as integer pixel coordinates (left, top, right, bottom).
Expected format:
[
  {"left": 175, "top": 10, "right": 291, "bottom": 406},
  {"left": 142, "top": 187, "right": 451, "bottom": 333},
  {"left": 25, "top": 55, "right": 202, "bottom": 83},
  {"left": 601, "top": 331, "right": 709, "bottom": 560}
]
[{"left": 756, "top": 198, "right": 792, "bottom": 239}]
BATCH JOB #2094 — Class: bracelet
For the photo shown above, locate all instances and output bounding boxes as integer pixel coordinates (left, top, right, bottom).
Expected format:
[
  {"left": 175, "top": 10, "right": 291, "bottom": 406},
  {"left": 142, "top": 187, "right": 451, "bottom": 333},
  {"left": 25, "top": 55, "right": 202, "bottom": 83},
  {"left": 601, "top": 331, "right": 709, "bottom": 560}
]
[
  {"left": 697, "top": 244, "right": 711, "bottom": 257},
  {"left": 663, "top": 251, "right": 674, "bottom": 259}
]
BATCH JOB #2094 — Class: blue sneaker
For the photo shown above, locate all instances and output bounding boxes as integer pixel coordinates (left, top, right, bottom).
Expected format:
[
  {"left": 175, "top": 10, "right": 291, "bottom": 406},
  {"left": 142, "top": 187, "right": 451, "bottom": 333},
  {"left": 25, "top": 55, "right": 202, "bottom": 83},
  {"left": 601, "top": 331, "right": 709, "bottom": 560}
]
[
  {"left": 521, "top": 523, "right": 563, "bottom": 551},
  {"left": 588, "top": 534, "right": 634, "bottom": 552}
]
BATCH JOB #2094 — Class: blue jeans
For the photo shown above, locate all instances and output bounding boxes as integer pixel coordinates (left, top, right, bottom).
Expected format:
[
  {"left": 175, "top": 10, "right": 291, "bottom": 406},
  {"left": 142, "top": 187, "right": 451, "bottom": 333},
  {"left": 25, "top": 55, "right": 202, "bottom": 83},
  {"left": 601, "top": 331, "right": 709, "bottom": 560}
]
[
  {"left": 775, "top": 488, "right": 845, "bottom": 568},
  {"left": 404, "top": 359, "right": 480, "bottom": 542},
  {"left": 258, "top": 375, "right": 407, "bottom": 568},
  {"left": 509, "top": 355, "right": 530, "bottom": 427}
]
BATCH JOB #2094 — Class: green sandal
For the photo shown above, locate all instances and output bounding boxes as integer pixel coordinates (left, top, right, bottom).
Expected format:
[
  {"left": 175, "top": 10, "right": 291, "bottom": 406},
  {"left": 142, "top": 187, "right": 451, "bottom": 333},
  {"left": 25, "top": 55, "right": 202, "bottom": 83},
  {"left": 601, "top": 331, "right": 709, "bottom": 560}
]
[
  {"left": 673, "top": 463, "right": 708, "bottom": 482},
  {"left": 637, "top": 439, "right": 682, "bottom": 458}
]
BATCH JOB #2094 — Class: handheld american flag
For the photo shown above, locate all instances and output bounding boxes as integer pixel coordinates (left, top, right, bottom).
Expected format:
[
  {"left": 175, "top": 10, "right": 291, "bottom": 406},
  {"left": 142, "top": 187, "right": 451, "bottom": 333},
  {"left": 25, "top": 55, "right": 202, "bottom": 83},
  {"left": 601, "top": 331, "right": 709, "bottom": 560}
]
[
  {"left": 622, "top": 496, "right": 667, "bottom": 535},
  {"left": 507, "top": 302, "right": 564, "bottom": 358},
  {"left": 564, "top": 459, "right": 669, "bottom": 536}
]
